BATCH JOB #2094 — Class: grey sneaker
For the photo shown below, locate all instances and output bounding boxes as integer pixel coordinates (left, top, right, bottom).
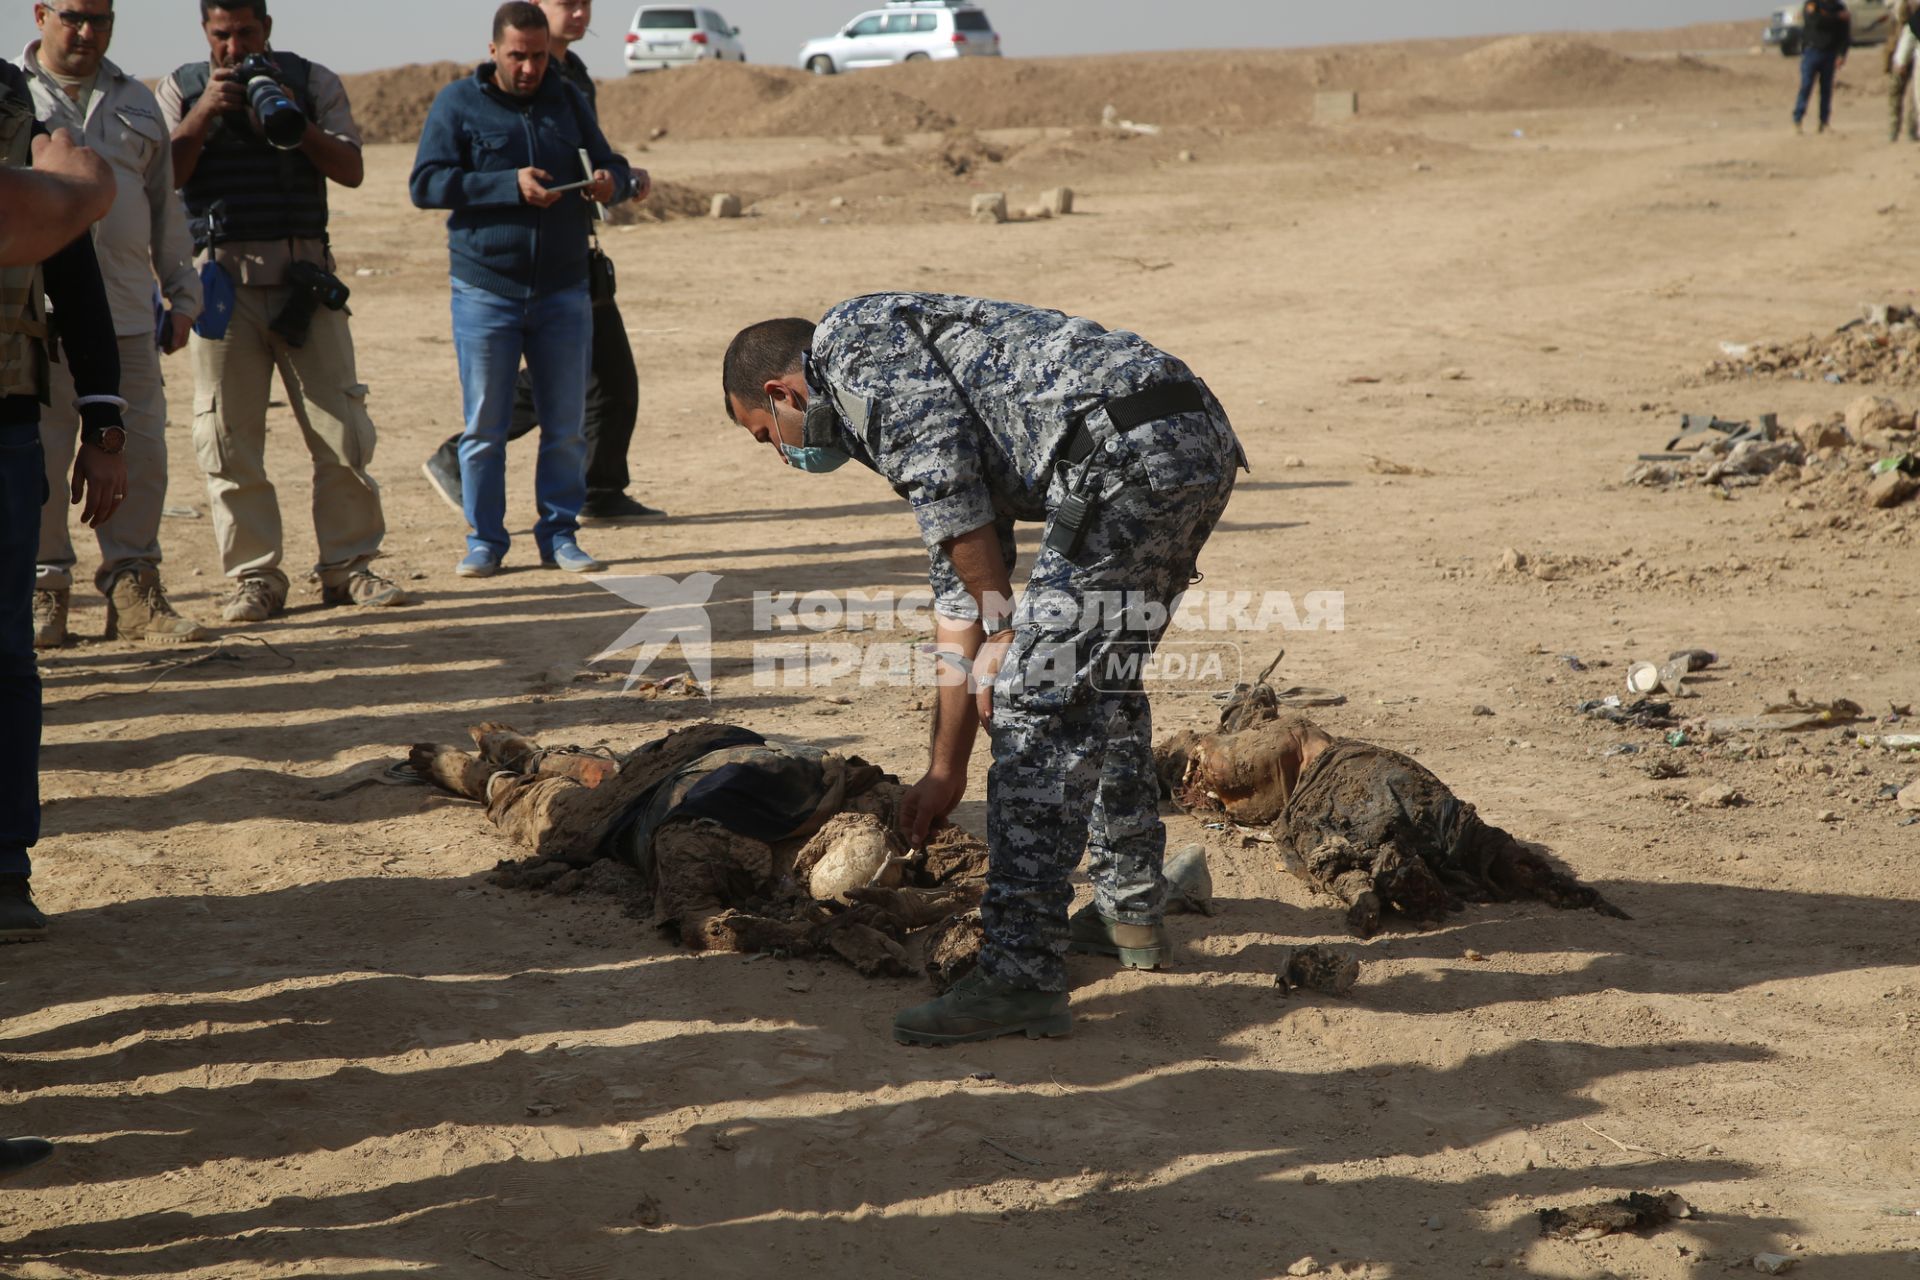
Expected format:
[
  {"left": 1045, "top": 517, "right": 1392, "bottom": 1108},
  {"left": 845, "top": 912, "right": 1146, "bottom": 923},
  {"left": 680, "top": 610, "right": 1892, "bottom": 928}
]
[
  {"left": 1067, "top": 903, "right": 1171, "bottom": 970},
  {"left": 32, "top": 588, "right": 68, "bottom": 650},
  {"left": 0, "top": 876, "right": 47, "bottom": 944},
  {"left": 322, "top": 567, "right": 410, "bottom": 609},
  {"left": 421, "top": 452, "right": 463, "bottom": 514},
  {"left": 105, "top": 566, "right": 209, "bottom": 644},
  {"left": 221, "top": 578, "right": 284, "bottom": 624},
  {"left": 893, "top": 969, "right": 1070, "bottom": 1047}
]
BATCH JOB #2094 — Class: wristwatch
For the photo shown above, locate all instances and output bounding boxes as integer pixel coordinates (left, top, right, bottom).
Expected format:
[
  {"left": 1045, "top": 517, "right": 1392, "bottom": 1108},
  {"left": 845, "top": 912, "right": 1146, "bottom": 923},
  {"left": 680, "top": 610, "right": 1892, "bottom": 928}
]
[{"left": 81, "top": 425, "right": 127, "bottom": 455}]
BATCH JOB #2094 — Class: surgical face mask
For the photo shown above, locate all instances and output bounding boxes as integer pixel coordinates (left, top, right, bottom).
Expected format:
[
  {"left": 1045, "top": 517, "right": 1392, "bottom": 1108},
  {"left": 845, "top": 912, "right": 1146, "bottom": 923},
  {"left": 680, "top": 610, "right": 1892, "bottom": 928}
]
[{"left": 769, "top": 392, "right": 850, "bottom": 474}]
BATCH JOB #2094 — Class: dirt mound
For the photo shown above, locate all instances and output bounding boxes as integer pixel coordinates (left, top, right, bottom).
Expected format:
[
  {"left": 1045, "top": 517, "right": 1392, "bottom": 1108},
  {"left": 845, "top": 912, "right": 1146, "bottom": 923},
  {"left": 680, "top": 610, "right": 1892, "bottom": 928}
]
[
  {"left": 340, "top": 61, "right": 469, "bottom": 145},
  {"left": 604, "top": 179, "right": 713, "bottom": 223},
  {"left": 1433, "top": 35, "right": 1724, "bottom": 110},
  {"left": 883, "top": 53, "right": 1318, "bottom": 133},
  {"left": 595, "top": 61, "right": 953, "bottom": 142},
  {"left": 335, "top": 39, "right": 1729, "bottom": 148}
]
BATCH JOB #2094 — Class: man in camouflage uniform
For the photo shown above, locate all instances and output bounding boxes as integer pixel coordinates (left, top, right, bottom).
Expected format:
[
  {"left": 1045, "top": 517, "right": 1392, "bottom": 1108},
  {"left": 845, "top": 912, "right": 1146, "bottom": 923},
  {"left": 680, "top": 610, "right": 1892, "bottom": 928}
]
[
  {"left": 1891, "top": 0, "right": 1920, "bottom": 141},
  {"left": 722, "top": 293, "right": 1244, "bottom": 1046}
]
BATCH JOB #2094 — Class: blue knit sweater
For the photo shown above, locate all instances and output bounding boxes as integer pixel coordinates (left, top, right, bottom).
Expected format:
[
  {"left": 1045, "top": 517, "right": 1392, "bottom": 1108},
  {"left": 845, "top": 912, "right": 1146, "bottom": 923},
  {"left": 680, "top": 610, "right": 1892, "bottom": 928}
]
[{"left": 409, "top": 63, "right": 633, "bottom": 300}]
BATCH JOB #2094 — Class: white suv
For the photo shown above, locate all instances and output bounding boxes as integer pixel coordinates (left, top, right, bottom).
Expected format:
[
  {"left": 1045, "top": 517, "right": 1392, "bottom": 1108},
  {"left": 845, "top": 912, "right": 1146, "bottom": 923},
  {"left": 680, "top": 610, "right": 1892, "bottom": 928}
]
[
  {"left": 799, "top": 0, "right": 1001, "bottom": 75},
  {"left": 625, "top": 6, "right": 747, "bottom": 72}
]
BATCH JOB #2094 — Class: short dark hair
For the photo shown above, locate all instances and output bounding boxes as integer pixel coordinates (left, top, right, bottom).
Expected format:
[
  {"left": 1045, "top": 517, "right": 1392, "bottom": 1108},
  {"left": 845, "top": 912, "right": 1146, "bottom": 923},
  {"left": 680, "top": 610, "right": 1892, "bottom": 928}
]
[
  {"left": 723, "top": 318, "right": 816, "bottom": 422},
  {"left": 201, "top": 0, "right": 265, "bottom": 19},
  {"left": 494, "top": 1, "right": 548, "bottom": 41}
]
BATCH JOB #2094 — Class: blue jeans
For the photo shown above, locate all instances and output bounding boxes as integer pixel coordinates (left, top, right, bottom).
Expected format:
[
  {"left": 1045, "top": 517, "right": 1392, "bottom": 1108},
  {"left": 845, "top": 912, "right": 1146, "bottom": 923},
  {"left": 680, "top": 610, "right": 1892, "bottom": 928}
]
[
  {"left": 449, "top": 278, "right": 591, "bottom": 558},
  {"left": 1796, "top": 47, "right": 1840, "bottom": 124},
  {"left": 0, "top": 417, "right": 45, "bottom": 878}
]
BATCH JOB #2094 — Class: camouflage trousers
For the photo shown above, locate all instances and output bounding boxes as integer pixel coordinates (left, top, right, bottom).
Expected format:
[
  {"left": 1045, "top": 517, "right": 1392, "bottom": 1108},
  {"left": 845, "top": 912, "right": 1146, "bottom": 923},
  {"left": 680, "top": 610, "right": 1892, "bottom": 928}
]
[
  {"left": 1894, "top": 29, "right": 1919, "bottom": 139},
  {"left": 978, "top": 397, "right": 1241, "bottom": 991}
]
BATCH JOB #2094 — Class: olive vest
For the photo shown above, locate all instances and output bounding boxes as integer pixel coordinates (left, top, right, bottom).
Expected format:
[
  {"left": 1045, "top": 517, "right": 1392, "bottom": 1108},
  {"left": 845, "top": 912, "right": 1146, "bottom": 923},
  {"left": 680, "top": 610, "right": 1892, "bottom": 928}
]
[
  {"left": 0, "top": 64, "right": 49, "bottom": 400},
  {"left": 174, "top": 53, "right": 329, "bottom": 252}
]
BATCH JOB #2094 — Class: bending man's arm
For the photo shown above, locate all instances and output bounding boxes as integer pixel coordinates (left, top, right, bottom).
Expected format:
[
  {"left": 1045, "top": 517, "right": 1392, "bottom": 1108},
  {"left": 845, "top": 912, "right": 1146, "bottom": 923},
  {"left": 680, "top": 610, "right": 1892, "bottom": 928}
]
[
  {"left": 902, "top": 521, "right": 1016, "bottom": 846},
  {"left": 0, "top": 131, "right": 114, "bottom": 267}
]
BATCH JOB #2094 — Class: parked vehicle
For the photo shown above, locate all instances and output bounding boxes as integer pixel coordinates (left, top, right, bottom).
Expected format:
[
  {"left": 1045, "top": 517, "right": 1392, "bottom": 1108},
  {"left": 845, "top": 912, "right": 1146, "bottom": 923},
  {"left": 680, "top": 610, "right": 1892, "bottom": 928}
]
[
  {"left": 798, "top": 0, "right": 1001, "bottom": 75},
  {"left": 625, "top": 6, "right": 747, "bottom": 72},
  {"left": 1764, "top": 1, "right": 1892, "bottom": 55}
]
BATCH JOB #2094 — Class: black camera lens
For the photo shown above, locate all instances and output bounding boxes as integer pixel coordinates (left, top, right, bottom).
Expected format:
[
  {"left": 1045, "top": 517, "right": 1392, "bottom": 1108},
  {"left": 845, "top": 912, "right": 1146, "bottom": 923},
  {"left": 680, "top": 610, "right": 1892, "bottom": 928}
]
[
  {"left": 247, "top": 77, "right": 306, "bottom": 150},
  {"left": 231, "top": 56, "right": 307, "bottom": 151}
]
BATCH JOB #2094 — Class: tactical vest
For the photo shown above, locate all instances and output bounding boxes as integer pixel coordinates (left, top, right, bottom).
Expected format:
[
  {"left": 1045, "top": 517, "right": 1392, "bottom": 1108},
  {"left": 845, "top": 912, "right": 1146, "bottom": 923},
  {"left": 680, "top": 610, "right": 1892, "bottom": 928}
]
[
  {"left": 174, "top": 53, "right": 329, "bottom": 251},
  {"left": 0, "top": 66, "right": 49, "bottom": 400}
]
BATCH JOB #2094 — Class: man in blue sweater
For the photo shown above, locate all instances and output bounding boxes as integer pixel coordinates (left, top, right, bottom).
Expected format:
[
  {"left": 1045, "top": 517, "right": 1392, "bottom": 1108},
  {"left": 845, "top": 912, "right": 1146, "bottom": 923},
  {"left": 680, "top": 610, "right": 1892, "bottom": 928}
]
[{"left": 409, "top": 1, "right": 639, "bottom": 577}]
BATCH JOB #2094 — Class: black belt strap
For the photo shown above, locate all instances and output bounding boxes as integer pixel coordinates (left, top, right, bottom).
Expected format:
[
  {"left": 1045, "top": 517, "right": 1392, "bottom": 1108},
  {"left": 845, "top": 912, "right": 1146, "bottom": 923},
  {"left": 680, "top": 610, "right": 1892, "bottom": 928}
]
[{"left": 1061, "top": 381, "right": 1207, "bottom": 465}]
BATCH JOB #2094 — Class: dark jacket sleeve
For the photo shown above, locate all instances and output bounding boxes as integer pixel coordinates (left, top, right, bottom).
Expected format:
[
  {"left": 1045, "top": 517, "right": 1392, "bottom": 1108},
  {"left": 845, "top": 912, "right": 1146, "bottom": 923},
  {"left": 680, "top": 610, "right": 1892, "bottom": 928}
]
[{"left": 38, "top": 189, "right": 123, "bottom": 434}]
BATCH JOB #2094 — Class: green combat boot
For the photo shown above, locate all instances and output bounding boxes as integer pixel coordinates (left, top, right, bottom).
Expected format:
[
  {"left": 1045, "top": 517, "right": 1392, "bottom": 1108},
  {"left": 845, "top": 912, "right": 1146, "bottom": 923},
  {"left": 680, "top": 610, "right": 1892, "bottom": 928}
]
[
  {"left": 893, "top": 969, "right": 1070, "bottom": 1047},
  {"left": 1067, "top": 903, "right": 1170, "bottom": 970}
]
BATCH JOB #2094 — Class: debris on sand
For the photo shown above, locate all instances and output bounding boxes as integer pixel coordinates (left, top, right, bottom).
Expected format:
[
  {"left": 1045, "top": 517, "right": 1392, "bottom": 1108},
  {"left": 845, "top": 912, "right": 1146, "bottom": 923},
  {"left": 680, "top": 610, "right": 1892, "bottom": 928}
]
[
  {"left": 1626, "top": 413, "right": 1805, "bottom": 490},
  {"left": 1578, "top": 696, "right": 1676, "bottom": 729},
  {"left": 1277, "top": 945, "right": 1360, "bottom": 997},
  {"left": 1704, "top": 303, "right": 1920, "bottom": 388},
  {"left": 1627, "top": 407, "right": 1918, "bottom": 509},
  {"left": 1538, "top": 1191, "right": 1693, "bottom": 1242},
  {"left": 1164, "top": 844, "right": 1215, "bottom": 916},
  {"left": 1366, "top": 454, "right": 1434, "bottom": 477},
  {"left": 924, "top": 909, "right": 986, "bottom": 993},
  {"left": 970, "top": 192, "right": 1009, "bottom": 224},
  {"left": 1698, "top": 695, "right": 1866, "bottom": 736}
]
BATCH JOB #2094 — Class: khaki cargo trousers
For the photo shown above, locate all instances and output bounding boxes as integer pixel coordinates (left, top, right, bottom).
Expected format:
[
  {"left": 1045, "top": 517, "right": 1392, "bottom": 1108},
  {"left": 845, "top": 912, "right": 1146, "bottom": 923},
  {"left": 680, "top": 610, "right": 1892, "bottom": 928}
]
[
  {"left": 37, "top": 334, "right": 170, "bottom": 594},
  {"left": 189, "top": 284, "right": 385, "bottom": 597}
]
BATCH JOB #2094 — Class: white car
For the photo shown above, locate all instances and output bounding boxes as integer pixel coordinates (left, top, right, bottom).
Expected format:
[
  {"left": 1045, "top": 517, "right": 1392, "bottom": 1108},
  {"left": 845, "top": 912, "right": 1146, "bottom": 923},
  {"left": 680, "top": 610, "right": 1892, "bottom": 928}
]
[
  {"left": 799, "top": 0, "right": 1001, "bottom": 75},
  {"left": 624, "top": 6, "right": 747, "bottom": 72},
  {"left": 1764, "top": 1, "right": 1892, "bottom": 54}
]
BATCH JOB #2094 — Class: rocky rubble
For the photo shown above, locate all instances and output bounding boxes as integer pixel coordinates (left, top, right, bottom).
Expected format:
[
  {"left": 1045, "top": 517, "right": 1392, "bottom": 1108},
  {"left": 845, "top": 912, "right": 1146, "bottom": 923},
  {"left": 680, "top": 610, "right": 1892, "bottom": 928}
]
[
  {"left": 1704, "top": 303, "right": 1920, "bottom": 387},
  {"left": 1625, "top": 398, "right": 1918, "bottom": 511}
]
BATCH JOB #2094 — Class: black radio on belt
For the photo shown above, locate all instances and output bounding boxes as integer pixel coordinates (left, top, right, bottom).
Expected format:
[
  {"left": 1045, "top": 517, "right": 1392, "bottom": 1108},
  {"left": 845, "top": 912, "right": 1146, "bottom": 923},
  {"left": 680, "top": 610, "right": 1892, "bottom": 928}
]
[
  {"left": 1044, "top": 486, "right": 1094, "bottom": 559},
  {"left": 1046, "top": 381, "right": 1206, "bottom": 561}
]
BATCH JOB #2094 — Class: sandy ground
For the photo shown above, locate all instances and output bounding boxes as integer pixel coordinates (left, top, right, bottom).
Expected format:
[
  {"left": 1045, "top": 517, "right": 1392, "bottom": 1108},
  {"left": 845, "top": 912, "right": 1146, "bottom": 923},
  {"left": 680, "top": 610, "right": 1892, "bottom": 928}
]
[{"left": 5, "top": 30, "right": 1920, "bottom": 1280}]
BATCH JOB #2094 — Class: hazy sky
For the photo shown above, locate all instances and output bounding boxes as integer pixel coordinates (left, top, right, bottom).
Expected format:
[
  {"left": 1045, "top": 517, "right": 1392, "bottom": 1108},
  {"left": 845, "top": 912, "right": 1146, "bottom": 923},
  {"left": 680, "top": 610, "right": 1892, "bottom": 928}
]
[{"left": 4, "top": 1, "right": 1767, "bottom": 81}]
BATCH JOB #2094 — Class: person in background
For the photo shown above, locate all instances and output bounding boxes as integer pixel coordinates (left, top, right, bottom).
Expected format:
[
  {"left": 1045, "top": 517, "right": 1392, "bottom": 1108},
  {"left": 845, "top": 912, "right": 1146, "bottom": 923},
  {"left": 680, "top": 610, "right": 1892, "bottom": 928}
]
[
  {"left": 421, "top": 0, "right": 662, "bottom": 527},
  {"left": 158, "top": 0, "right": 408, "bottom": 624},
  {"left": 21, "top": 0, "right": 208, "bottom": 649},
  {"left": 1794, "top": 0, "right": 1851, "bottom": 134},
  {"left": 408, "top": 2, "right": 638, "bottom": 577},
  {"left": 1889, "top": 0, "right": 1919, "bottom": 141}
]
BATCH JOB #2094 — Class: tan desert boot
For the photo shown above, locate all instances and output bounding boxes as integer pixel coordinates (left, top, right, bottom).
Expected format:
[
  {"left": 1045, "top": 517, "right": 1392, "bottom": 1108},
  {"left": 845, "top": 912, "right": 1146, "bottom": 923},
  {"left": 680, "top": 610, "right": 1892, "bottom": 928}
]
[
  {"left": 31, "top": 589, "right": 67, "bottom": 650},
  {"left": 105, "top": 567, "right": 209, "bottom": 644}
]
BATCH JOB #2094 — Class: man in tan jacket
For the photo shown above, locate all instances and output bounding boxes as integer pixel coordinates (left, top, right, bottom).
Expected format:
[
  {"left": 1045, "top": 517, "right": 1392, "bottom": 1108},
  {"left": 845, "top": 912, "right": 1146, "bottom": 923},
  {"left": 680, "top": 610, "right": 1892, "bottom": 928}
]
[{"left": 21, "top": 0, "right": 208, "bottom": 647}]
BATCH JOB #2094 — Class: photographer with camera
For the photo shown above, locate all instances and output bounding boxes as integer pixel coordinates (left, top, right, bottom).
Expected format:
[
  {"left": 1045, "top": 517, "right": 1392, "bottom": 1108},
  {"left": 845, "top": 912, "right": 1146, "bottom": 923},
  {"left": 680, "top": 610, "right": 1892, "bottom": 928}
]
[{"left": 157, "top": 0, "right": 405, "bottom": 623}]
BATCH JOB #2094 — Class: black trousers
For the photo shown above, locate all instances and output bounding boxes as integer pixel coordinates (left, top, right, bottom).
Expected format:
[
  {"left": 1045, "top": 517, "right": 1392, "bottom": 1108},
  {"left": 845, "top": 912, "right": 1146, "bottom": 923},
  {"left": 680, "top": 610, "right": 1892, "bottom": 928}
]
[{"left": 435, "top": 296, "right": 639, "bottom": 498}]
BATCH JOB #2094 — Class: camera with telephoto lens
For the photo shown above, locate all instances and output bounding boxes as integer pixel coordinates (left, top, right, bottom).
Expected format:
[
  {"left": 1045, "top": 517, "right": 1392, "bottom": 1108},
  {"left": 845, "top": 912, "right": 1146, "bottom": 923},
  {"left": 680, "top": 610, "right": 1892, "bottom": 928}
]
[
  {"left": 269, "top": 262, "right": 351, "bottom": 349},
  {"left": 230, "top": 53, "right": 307, "bottom": 150}
]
